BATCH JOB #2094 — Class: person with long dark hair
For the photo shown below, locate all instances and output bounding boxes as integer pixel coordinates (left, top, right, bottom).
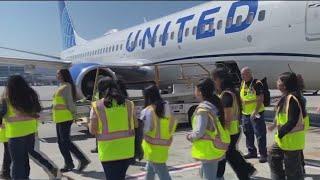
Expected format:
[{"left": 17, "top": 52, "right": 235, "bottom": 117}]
[
  {"left": 268, "top": 72, "right": 306, "bottom": 180},
  {"left": 89, "top": 79, "right": 135, "bottom": 180},
  {"left": 141, "top": 85, "right": 176, "bottom": 180},
  {"left": 186, "top": 78, "right": 230, "bottom": 179},
  {"left": 2, "top": 75, "right": 57, "bottom": 179},
  {"left": 212, "top": 68, "right": 256, "bottom": 180},
  {"left": 53, "top": 69, "right": 90, "bottom": 172}
]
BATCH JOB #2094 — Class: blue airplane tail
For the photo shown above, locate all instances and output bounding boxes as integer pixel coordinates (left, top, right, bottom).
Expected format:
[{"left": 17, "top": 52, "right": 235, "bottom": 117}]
[{"left": 58, "top": 1, "right": 77, "bottom": 50}]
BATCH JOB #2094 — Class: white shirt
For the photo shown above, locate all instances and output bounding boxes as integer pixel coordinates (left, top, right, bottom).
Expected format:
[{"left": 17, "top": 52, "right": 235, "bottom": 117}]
[{"left": 140, "top": 101, "right": 170, "bottom": 133}]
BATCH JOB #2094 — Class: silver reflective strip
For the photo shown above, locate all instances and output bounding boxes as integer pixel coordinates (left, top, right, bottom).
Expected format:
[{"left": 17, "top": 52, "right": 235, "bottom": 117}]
[
  {"left": 97, "top": 130, "right": 134, "bottom": 141},
  {"left": 144, "top": 135, "right": 172, "bottom": 146}
]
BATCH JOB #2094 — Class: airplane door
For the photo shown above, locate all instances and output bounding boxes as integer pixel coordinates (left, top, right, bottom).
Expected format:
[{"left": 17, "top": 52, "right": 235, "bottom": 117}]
[{"left": 306, "top": 1, "right": 320, "bottom": 40}]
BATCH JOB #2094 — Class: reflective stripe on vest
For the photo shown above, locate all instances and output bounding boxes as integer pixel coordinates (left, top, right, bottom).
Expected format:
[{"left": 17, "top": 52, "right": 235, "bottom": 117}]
[
  {"left": 53, "top": 104, "right": 68, "bottom": 110},
  {"left": 200, "top": 134, "right": 229, "bottom": 150},
  {"left": 275, "top": 94, "right": 305, "bottom": 150},
  {"left": 94, "top": 99, "right": 135, "bottom": 162},
  {"left": 142, "top": 105, "right": 176, "bottom": 163},
  {"left": 240, "top": 81, "right": 264, "bottom": 115},
  {"left": 4, "top": 102, "right": 38, "bottom": 138},
  {"left": 191, "top": 106, "right": 229, "bottom": 161},
  {"left": 95, "top": 100, "right": 134, "bottom": 141},
  {"left": 220, "top": 90, "right": 240, "bottom": 135}
]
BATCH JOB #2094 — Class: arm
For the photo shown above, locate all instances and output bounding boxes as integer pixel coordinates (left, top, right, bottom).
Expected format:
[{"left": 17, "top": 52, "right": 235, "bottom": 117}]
[
  {"left": 253, "top": 81, "right": 264, "bottom": 116},
  {"left": 60, "top": 84, "right": 76, "bottom": 115},
  {"left": 222, "top": 93, "right": 233, "bottom": 129},
  {"left": 188, "top": 111, "right": 208, "bottom": 141},
  {"left": 89, "top": 108, "right": 98, "bottom": 135},
  {"left": 278, "top": 98, "right": 300, "bottom": 139},
  {"left": 140, "top": 108, "right": 153, "bottom": 133}
]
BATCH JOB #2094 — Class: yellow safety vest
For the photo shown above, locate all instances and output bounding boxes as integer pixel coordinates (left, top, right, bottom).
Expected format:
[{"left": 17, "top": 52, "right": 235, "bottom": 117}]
[
  {"left": 3, "top": 102, "right": 38, "bottom": 138},
  {"left": 52, "top": 85, "right": 74, "bottom": 123},
  {"left": 240, "top": 81, "right": 265, "bottom": 115},
  {"left": 142, "top": 105, "right": 177, "bottom": 163},
  {"left": 220, "top": 90, "right": 240, "bottom": 135},
  {"left": 275, "top": 95, "right": 305, "bottom": 151},
  {"left": 191, "top": 106, "right": 230, "bottom": 161},
  {"left": 92, "top": 99, "right": 135, "bottom": 162},
  {"left": 0, "top": 124, "right": 8, "bottom": 142}
]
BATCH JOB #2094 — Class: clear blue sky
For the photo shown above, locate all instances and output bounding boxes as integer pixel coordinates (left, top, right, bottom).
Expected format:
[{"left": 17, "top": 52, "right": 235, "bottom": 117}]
[{"left": 0, "top": 1, "right": 203, "bottom": 58}]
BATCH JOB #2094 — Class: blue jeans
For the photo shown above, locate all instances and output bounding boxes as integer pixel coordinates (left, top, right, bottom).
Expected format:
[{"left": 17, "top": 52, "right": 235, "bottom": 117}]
[
  {"left": 8, "top": 133, "right": 35, "bottom": 179},
  {"left": 145, "top": 161, "right": 171, "bottom": 180},
  {"left": 200, "top": 161, "right": 219, "bottom": 180},
  {"left": 242, "top": 112, "right": 267, "bottom": 156}
]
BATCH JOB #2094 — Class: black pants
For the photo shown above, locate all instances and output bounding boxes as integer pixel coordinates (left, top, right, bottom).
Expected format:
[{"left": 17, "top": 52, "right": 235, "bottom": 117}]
[
  {"left": 217, "top": 133, "right": 254, "bottom": 180},
  {"left": 101, "top": 159, "right": 131, "bottom": 180},
  {"left": 56, "top": 121, "right": 86, "bottom": 166},
  {"left": 8, "top": 133, "right": 34, "bottom": 179},
  {"left": 7, "top": 133, "right": 55, "bottom": 179},
  {"left": 1, "top": 142, "right": 11, "bottom": 176},
  {"left": 268, "top": 143, "right": 304, "bottom": 180}
]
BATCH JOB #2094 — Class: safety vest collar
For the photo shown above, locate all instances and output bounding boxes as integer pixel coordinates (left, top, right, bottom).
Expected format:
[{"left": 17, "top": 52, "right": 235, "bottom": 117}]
[{"left": 95, "top": 99, "right": 134, "bottom": 141}]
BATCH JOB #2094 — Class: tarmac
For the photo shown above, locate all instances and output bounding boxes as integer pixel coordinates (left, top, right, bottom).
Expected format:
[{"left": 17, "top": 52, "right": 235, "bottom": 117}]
[{"left": 0, "top": 86, "right": 319, "bottom": 180}]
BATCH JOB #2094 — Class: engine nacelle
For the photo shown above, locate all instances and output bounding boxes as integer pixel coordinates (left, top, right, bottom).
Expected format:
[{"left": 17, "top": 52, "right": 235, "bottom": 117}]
[{"left": 70, "top": 63, "right": 116, "bottom": 99}]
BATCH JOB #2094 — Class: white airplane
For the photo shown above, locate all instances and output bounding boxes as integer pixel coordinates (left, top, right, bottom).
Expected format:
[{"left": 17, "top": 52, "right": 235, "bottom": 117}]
[{"left": 1, "top": 1, "right": 320, "bottom": 98}]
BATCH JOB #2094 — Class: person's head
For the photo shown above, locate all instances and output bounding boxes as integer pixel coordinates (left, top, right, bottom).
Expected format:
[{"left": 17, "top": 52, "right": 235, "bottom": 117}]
[
  {"left": 6, "top": 75, "right": 41, "bottom": 114},
  {"left": 277, "top": 72, "right": 299, "bottom": 94},
  {"left": 103, "top": 79, "right": 125, "bottom": 108},
  {"left": 211, "top": 68, "right": 234, "bottom": 92},
  {"left": 277, "top": 72, "right": 306, "bottom": 116},
  {"left": 57, "top": 69, "right": 77, "bottom": 101},
  {"left": 117, "top": 80, "right": 128, "bottom": 98},
  {"left": 143, "top": 85, "right": 165, "bottom": 118},
  {"left": 97, "top": 76, "right": 113, "bottom": 98},
  {"left": 241, "top": 67, "right": 253, "bottom": 82},
  {"left": 195, "top": 78, "right": 225, "bottom": 126}
]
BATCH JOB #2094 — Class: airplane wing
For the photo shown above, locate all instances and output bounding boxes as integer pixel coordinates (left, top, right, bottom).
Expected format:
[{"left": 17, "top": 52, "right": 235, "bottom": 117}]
[{"left": 0, "top": 56, "right": 71, "bottom": 70}]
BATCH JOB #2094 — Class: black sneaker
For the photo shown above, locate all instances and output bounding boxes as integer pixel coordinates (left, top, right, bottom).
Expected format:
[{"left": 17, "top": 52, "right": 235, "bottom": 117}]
[
  {"left": 90, "top": 148, "right": 98, "bottom": 153},
  {"left": 248, "top": 166, "right": 257, "bottom": 177},
  {"left": 49, "top": 167, "right": 59, "bottom": 178},
  {"left": 77, "top": 159, "right": 90, "bottom": 172},
  {"left": 0, "top": 172, "right": 10, "bottom": 179},
  {"left": 60, "top": 164, "right": 74, "bottom": 173},
  {"left": 259, "top": 155, "right": 268, "bottom": 163},
  {"left": 244, "top": 153, "right": 258, "bottom": 159}
]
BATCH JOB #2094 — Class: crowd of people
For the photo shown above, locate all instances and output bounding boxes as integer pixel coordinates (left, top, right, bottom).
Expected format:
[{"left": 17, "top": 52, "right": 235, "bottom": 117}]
[{"left": 0, "top": 66, "right": 309, "bottom": 180}]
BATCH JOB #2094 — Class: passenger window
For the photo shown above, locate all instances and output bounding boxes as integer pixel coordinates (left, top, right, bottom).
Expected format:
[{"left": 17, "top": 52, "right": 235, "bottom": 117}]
[
  {"left": 236, "top": 15, "right": 242, "bottom": 26},
  {"left": 185, "top": 28, "right": 189, "bottom": 37},
  {"left": 159, "top": 34, "right": 162, "bottom": 42},
  {"left": 246, "top": 12, "right": 254, "bottom": 24},
  {"left": 120, "top": 44, "right": 123, "bottom": 50},
  {"left": 258, "top": 10, "right": 266, "bottom": 21},
  {"left": 109, "top": 47, "right": 111, "bottom": 52},
  {"left": 226, "top": 17, "right": 233, "bottom": 28},
  {"left": 170, "top": 31, "right": 174, "bottom": 40},
  {"left": 217, "top": 20, "right": 223, "bottom": 30},
  {"left": 116, "top": 45, "right": 119, "bottom": 51},
  {"left": 112, "top": 46, "right": 115, "bottom": 52},
  {"left": 192, "top": 26, "right": 197, "bottom": 35}
]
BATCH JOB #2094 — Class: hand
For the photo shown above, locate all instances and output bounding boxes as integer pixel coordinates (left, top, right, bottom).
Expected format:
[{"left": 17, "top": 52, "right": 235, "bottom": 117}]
[
  {"left": 268, "top": 124, "right": 276, "bottom": 132},
  {"left": 250, "top": 112, "right": 257, "bottom": 121},
  {"left": 186, "top": 134, "right": 192, "bottom": 142},
  {"left": 317, "top": 107, "right": 320, "bottom": 113}
]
